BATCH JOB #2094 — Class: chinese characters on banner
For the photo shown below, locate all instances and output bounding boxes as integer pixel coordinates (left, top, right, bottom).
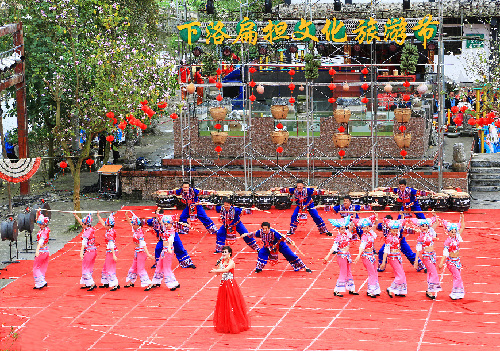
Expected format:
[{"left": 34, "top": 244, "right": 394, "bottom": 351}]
[{"left": 178, "top": 15, "right": 438, "bottom": 48}]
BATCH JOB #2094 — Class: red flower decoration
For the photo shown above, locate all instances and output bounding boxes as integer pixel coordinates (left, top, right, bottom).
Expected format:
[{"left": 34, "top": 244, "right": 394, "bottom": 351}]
[
  {"left": 276, "top": 146, "right": 284, "bottom": 153},
  {"left": 140, "top": 100, "right": 148, "bottom": 106},
  {"left": 208, "top": 76, "right": 216, "bottom": 83},
  {"left": 403, "top": 81, "right": 410, "bottom": 88},
  {"left": 215, "top": 145, "right": 222, "bottom": 153},
  {"left": 361, "top": 97, "right": 369, "bottom": 104},
  {"left": 477, "top": 118, "right": 484, "bottom": 126},
  {"left": 249, "top": 80, "right": 256, "bottom": 88},
  {"left": 289, "top": 69, "right": 295, "bottom": 76},
  {"left": 216, "top": 82, "right": 222, "bottom": 90},
  {"left": 249, "top": 94, "right": 256, "bottom": 102},
  {"left": 338, "top": 126, "right": 345, "bottom": 133},
  {"left": 106, "top": 111, "right": 114, "bottom": 119},
  {"left": 126, "top": 114, "right": 133, "bottom": 121},
  {"left": 338, "top": 149, "right": 345, "bottom": 159},
  {"left": 487, "top": 111, "right": 496, "bottom": 119},
  {"left": 361, "top": 83, "right": 369, "bottom": 90},
  {"left": 249, "top": 66, "right": 257, "bottom": 74},
  {"left": 59, "top": 161, "right": 67, "bottom": 169},
  {"left": 140, "top": 124, "right": 147, "bottom": 130},
  {"left": 329, "top": 68, "right": 337, "bottom": 76},
  {"left": 495, "top": 120, "right": 500, "bottom": 128},
  {"left": 400, "top": 149, "right": 407, "bottom": 158},
  {"left": 106, "top": 135, "right": 114, "bottom": 143},
  {"left": 402, "top": 94, "right": 410, "bottom": 102},
  {"left": 157, "top": 102, "right": 167, "bottom": 109},
  {"left": 216, "top": 94, "right": 223, "bottom": 102},
  {"left": 460, "top": 106, "right": 468, "bottom": 113},
  {"left": 468, "top": 118, "right": 477, "bottom": 126},
  {"left": 170, "top": 113, "right": 178, "bottom": 120},
  {"left": 361, "top": 67, "right": 369, "bottom": 75},
  {"left": 113, "top": 118, "right": 117, "bottom": 124},
  {"left": 399, "top": 125, "right": 407, "bottom": 133},
  {"left": 328, "top": 83, "right": 336, "bottom": 91},
  {"left": 216, "top": 68, "right": 222, "bottom": 76},
  {"left": 328, "top": 97, "right": 336, "bottom": 104},
  {"left": 289, "top": 97, "right": 295, "bottom": 104},
  {"left": 118, "top": 122, "right": 127, "bottom": 130},
  {"left": 215, "top": 123, "right": 222, "bottom": 130},
  {"left": 276, "top": 123, "right": 284, "bottom": 129},
  {"left": 451, "top": 106, "right": 459, "bottom": 114},
  {"left": 288, "top": 83, "right": 295, "bottom": 91}
]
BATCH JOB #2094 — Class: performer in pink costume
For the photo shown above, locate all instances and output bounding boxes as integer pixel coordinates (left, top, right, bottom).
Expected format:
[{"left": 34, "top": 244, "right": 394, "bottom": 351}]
[
  {"left": 324, "top": 216, "right": 359, "bottom": 297},
  {"left": 380, "top": 219, "right": 407, "bottom": 298},
  {"left": 124, "top": 212, "right": 154, "bottom": 288},
  {"left": 145, "top": 215, "right": 182, "bottom": 292},
  {"left": 353, "top": 215, "right": 381, "bottom": 298},
  {"left": 96, "top": 212, "right": 119, "bottom": 291},
  {"left": 74, "top": 212, "right": 98, "bottom": 291},
  {"left": 439, "top": 213, "right": 465, "bottom": 300},
  {"left": 411, "top": 215, "right": 441, "bottom": 299},
  {"left": 33, "top": 211, "right": 50, "bottom": 290}
]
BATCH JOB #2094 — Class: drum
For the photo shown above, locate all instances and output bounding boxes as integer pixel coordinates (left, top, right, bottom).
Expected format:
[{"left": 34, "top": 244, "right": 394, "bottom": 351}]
[
  {"left": 233, "top": 191, "right": 254, "bottom": 208},
  {"left": 273, "top": 192, "right": 291, "bottom": 210},
  {"left": 155, "top": 190, "right": 178, "bottom": 208},
  {"left": 198, "top": 191, "right": 214, "bottom": 209},
  {"left": 367, "top": 191, "right": 387, "bottom": 211},
  {"left": 254, "top": 191, "right": 273, "bottom": 210},
  {"left": 432, "top": 193, "right": 450, "bottom": 211},
  {"left": 349, "top": 192, "right": 366, "bottom": 206},
  {"left": 214, "top": 191, "right": 234, "bottom": 205},
  {"left": 442, "top": 188, "right": 458, "bottom": 196},
  {"left": 450, "top": 192, "right": 471, "bottom": 212},
  {"left": 386, "top": 193, "right": 401, "bottom": 212},
  {"left": 175, "top": 196, "right": 187, "bottom": 210},
  {"left": 1, "top": 218, "right": 18, "bottom": 242},
  {"left": 319, "top": 190, "right": 340, "bottom": 206},
  {"left": 417, "top": 195, "right": 433, "bottom": 211}
]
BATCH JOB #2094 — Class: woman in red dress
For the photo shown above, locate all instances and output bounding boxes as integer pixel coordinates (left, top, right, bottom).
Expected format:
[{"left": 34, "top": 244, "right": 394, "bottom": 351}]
[{"left": 210, "top": 245, "right": 250, "bottom": 334}]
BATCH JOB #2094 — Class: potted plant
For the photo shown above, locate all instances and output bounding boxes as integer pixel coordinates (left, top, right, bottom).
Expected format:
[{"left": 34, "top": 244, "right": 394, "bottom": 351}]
[{"left": 400, "top": 43, "right": 418, "bottom": 75}]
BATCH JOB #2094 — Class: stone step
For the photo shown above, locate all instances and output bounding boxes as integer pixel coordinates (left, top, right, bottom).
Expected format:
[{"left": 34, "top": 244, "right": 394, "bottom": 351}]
[
  {"left": 469, "top": 179, "right": 500, "bottom": 186},
  {"left": 469, "top": 173, "right": 500, "bottom": 180},
  {"left": 469, "top": 185, "right": 500, "bottom": 192},
  {"left": 469, "top": 167, "right": 500, "bottom": 174}
]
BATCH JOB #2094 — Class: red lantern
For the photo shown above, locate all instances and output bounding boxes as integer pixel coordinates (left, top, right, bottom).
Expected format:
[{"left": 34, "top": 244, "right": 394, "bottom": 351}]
[
  {"left": 140, "top": 100, "right": 148, "bottom": 106},
  {"left": 86, "top": 159, "right": 94, "bottom": 172},
  {"left": 276, "top": 146, "right": 284, "bottom": 153},
  {"left": 468, "top": 118, "right": 477, "bottom": 126},
  {"left": 249, "top": 66, "right": 257, "bottom": 74},
  {"left": 157, "top": 102, "right": 167, "bottom": 109},
  {"left": 487, "top": 111, "right": 496, "bottom": 119},
  {"left": 338, "top": 126, "right": 345, "bottom": 133},
  {"left": 328, "top": 97, "right": 336, "bottom": 104},
  {"left": 361, "top": 67, "right": 369, "bottom": 75},
  {"left": 338, "top": 149, "right": 345, "bottom": 159},
  {"left": 289, "top": 69, "right": 295, "bottom": 76},
  {"left": 215, "top": 145, "right": 222, "bottom": 153},
  {"left": 216, "top": 94, "right": 223, "bottom": 102},
  {"left": 477, "top": 117, "right": 484, "bottom": 126},
  {"left": 215, "top": 123, "right": 222, "bottom": 130},
  {"left": 216, "top": 81, "right": 222, "bottom": 90},
  {"left": 59, "top": 161, "right": 68, "bottom": 174},
  {"left": 289, "top": 97, "right": 295, "bottom": 104},
  {"left": 402, "top": 94, "right": 410, "bottom": 102},
  {"left": 170, "top": 113, "right": 178, "bottom": 120},
  {"left": 276, "top": 123, "right": 284, "bottom": 129},
  {"left": 328, "top": 83, "right": 336, "bottom": 91},
  {"left": 288, "top": 83, "right": 295, "bottom": 91},
  {"left": 208, "top": 76, "right": 216, "bottom": 84},
  {"left": 249, "top": 80, "right": 256, "bottom": 88},
  {"left": 106, "top": 135, "right": 114, "bottom": 143},
  {"left": 249, "top": 94, "right": 256, "bottom": 102},
  {"left": 140, "top": 123, "right": 147, "bottom": 130},
  {"left": 329, "top": 68, "right": 337, "bottom": 76},
  {"left": 453, "top": 117, "right": 460, "bottom": 125},
  {"left": 399, "top": 125, "right": 407, "bottom": 133},
  {"left": 400, "top": 149, "right": 407, "bottom": 158},
  {"left": 106, "top": 111, "right": 114, "bottom": 119},
  {"left": 118, "top": 122, "right": 126, "bottom": 130},
  {"left": 216, "top": 68, "right": 222, "bottom": 76},
  {"left": 451, "top": 106, "right": 459, "bottom": 114},
  {"left": 460, "top": 106, "right": 468, "bottom": 113},
  {"left": 361, "top": 97, "right": 369, "bottom": 104},
  {"left": 361, "top": 83, "right": 369, "bottom": 90},
  {"left": 403, "top": 81, "right": 410, "bottom": 88}
]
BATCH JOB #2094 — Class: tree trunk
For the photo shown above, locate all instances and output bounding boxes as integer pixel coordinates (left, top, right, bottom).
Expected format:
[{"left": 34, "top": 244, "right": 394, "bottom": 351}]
[
  {"left": 103, "top": 142, "right": 110, "bottom": 165},
  {"left": 73, "top": 162, "right": 81, "bottom": 212},
  {"left": 47, "top": 134, "right": 55, "bottom": 179}
]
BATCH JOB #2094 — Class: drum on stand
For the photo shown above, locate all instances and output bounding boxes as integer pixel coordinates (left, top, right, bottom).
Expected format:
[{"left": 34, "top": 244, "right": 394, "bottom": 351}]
[
  {"left": 432, "top": 193, "right": 450, "bottom": 211},
  {"left": 451, "top": 192, "right": 471, "bottom": 212},
  {"left": 367, "top": 191, "right": 387, "bottom": 211},
  {"left": 233, "top": 191, "right": 254, "bottom": 208},
  {"left": 386, "top": 193, "right": 401, "bottom": 212},
  {"left": 199, "top": 191, "right": 214, "bottom": 209},
  {"left": 155, "top": 190, "right": 177, "bottom": 209},
  {"left": 319, "top": 190, "right": 340, "bottom": 206},
  {"left": 214, "top": 191, "right": 234, "bottom": 206},
  {"left": 254, "top": 191, "right": 273, "bottom": 210},
  {"left": 349, "top": 192, "right": 366, "bottom": 206},
  {"left": 442, "top": 188, "right": 458, "bottom": 197},
  {"left": 273, "top": 191, "right": 291, "bottom": 210},
  {"left": 417, "top": 195, "right": 433, "bottom": 211}
]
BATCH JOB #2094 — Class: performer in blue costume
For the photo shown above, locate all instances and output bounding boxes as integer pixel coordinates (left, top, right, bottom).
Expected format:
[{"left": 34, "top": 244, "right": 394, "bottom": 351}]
[
  {"left": 272, "top": 180, "right": 331, "bottom": 236},
  {"left": 240, "top": 222, "right": 312, "bottom": 273},
  {"left": 164, "top": 182, "right": 217, "bottom": 235},
  {"left": 378, "top": 179, "right": 431, "bottom": 220},
  {"left": 214, "top": 199, "right": 260, "bottom": 253},
  {"left": 332, "top": 196, "right": 362, "bottom": 238},
  {"left": 147, "top": 209, "right": 196, "bottom": 269}
]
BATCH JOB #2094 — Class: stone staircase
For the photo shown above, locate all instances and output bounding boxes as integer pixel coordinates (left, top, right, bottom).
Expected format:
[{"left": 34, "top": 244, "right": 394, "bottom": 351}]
[{"left": 469, "top": 154, "right": 500, "bottom": 192}]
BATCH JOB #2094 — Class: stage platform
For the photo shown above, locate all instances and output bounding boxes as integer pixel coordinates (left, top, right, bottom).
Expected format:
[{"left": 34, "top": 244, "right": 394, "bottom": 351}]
[{"left": 1, "top": 206, "right": 498, "bottom": 350}]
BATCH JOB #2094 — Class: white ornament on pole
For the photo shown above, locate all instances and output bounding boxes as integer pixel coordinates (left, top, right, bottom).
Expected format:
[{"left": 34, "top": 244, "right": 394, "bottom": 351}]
[
  {"left": 256, "top": 84, "right": 265, "bottom": 94},
  {"left": 417, "top": 83, "right": 428, "bottom": 95},
  {"left": 384, "top": 83, "right": 393, "bottom": 93},
  {"left": 343, "top": 83, "right": 350, "bottom": 91}
]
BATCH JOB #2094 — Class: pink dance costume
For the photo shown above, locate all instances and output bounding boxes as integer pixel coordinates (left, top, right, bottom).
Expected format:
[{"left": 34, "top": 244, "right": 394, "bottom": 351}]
[
  {"left": 81, "top": 227, "right": 97, "bottom": 287},
  {"left": 443, "top": 237, "right": 464, "bottom": 300},
  {"left": 33, "top": 227, "right": 50, "bottom": 288},
  {"left": 151, "top": 226, "right": 179, "bottom": 290},
  {"left": 416, "top": 230, "right": 442, "bottom": 294},
  {"left": 126, "top": 227, "right": 152, "bottom": 287},
  {"left": 384, "top": 233, "right": 408, "bottom": 296},
  {"left": 359, "top": 230, "right": 381, "bottom": 296},
  {"left": 332, "top": 230, "right": 356, "bottom": 294},
  {"left": 101, "top": 228, "right": 118, "bottom": 287}
]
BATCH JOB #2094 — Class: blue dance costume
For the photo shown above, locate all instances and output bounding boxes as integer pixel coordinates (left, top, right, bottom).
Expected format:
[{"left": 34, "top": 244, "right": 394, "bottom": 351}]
[
  {"left": 332, "top": 204, "right": 362, "bottom": 238},
  {"left": 248, "top": 228, "right": 306, "bottom": 271},
  {"left": 386, "top": 187, "right": 426, "bottom": 220},
  {"left": 215, "top": 205, "right": 260, "bottom": 253},
  {"left": 280, "top": 187, "right": 329, "bottom": 235}
]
